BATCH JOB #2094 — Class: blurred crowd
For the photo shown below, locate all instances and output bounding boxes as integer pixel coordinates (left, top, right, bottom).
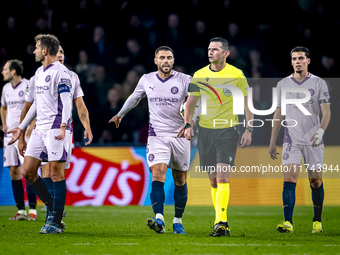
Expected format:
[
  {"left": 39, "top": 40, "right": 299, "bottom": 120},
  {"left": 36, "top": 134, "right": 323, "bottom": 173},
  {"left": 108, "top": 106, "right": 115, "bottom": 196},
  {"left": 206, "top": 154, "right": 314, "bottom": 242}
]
[{"left": 1, "top": 0, "right": 339, "bottom": 146}]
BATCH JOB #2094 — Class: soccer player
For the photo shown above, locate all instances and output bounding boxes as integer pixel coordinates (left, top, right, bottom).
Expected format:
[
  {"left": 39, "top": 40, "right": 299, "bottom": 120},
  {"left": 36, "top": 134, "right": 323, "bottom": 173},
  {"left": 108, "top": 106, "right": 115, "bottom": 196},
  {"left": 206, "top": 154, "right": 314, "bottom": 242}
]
[
  {"left": 7, "top": 34, "right": 73, "bottom": 234},
  {"left": 181, "top": 37, "right": 253, "bottom": 237},
  {"left": 18, "top": 45, "right": 93, "bottom": 228},
  {"left": 1, "top": 59, "right": 37, "bottom": 221},
  {"left": 269, "top": 46, "right": 331, "bottom": 233},
  {"left": 109, "top": 46, "right": 191, "bottom": 234}
]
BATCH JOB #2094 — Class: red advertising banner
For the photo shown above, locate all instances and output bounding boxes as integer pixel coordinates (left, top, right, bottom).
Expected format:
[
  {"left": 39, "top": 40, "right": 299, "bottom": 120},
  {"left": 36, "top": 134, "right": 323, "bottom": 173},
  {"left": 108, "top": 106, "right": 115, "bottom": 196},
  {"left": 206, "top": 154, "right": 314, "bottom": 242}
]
[{"left": 65, "top": 147, "right": 149, "bottom": 206}]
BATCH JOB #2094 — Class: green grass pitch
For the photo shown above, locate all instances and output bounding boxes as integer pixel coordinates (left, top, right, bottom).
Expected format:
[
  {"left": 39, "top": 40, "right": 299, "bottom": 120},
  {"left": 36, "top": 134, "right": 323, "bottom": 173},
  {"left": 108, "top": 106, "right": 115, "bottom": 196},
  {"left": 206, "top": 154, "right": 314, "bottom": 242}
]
[{"left": 1, "top": 205, "right": 340, "bottom": 255}]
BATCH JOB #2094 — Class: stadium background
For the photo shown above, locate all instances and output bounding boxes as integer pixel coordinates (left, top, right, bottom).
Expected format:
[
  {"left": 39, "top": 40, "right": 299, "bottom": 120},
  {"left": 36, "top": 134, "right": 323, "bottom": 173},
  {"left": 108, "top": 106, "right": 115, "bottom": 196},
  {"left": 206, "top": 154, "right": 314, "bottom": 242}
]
[{"left": 0, "top": 0, "right": 339, "bottom": 206}]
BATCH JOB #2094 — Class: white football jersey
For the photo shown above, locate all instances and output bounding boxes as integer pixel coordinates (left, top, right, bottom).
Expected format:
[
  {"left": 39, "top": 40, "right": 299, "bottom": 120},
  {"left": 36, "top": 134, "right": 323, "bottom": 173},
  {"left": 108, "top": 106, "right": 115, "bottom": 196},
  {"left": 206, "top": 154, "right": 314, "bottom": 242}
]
[
  {"left": 1, "top": 79, "right": 28, "bottom": 131},
  {"left": 27, "top": 66, "right": 84, "bottom": 103},
  {"left": 33, "top": 61, "right": 73, "bottom": 130},
  {"left": 132, "top": 70, "right": 192, "bottom": 137},
  {"left": 27, "top": 64, "right": 84, "bottom": 126},
  {"left": 277, "top": 73, "right": 330, "bottom": 145}
]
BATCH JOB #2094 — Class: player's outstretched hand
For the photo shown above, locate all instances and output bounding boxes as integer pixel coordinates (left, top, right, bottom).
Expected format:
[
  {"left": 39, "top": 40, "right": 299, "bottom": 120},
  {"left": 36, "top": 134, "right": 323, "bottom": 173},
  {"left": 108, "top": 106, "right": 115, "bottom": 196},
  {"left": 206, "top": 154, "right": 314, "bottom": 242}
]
[
  {"left": 7, "top": 127, "right": 23, "bottom": 146},
  {"left": 108, "top": 115, "right": 122, "bottom": 128},
  {"left": 55, "top": 123, "right": 67, "bottom": 141},
  {"left": 240, "top": 131, "right": 252, "bottom": 148},
  {"left": 268, "top": 143, "right": 279, "bottom": 160},
  {"left": 84, "top": 129, "right": 93, "bottom": 146}
]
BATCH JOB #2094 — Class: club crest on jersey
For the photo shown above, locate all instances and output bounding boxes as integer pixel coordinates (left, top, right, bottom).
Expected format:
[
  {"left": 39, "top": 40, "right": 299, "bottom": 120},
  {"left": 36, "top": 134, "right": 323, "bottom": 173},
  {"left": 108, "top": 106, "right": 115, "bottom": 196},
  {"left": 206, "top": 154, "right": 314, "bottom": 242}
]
[
  {"left": 171, "top": 86, "right": 179, "bottom": 94},
  {"left": 18, "top": 90, "right": 24, "bottom": 97},
  {"left": 223, "top": 88, "right": 232, "bottom": 97},
  {"left": 45, "top": 75, "right": 51, "bottom": 82}
]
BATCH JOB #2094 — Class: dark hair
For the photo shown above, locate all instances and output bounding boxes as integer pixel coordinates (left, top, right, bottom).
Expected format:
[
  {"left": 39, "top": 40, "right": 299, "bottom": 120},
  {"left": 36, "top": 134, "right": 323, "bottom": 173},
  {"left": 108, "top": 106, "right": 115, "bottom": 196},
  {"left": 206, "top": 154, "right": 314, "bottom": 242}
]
[
  {"left": 290, "top": 46, "right": 310, "bottom": 58},
  {"left": 155, "top": 46, "right": 174, "bottom": 57},
  {"left": 34, "top": 34, "right": 60, "bottom": 56},
  {"left": 7, "top": 59, "right": 24, "bottom": 76},
  {"left": 210, "top": 37, "right": 231, "bottom": 52}
]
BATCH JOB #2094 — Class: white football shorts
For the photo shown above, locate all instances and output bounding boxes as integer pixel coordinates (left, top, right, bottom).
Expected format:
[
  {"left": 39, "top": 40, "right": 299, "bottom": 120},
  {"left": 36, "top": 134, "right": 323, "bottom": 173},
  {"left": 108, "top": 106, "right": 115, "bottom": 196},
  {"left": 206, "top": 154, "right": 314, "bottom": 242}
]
[
  {"left": 3, "top": 135, "right": 25, "bottom": 167},
  {"left": 282, "top": 143, "right": 324, "bottom": 170},
  {"left": 25, "top": 129, "right": 68, "bottom": 162},
  {"left": 40, "top": 129, "right": 73, "bottom": 169},
  {"left": 146, "top": 136, "right": 190, "bottom": 171}
]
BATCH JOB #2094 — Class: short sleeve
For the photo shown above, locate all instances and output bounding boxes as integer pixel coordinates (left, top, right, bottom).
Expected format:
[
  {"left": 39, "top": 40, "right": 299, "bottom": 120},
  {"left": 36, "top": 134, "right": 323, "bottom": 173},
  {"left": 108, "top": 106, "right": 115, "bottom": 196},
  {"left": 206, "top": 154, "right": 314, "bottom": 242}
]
[
  {"left": 318, "top": 79, "right": 330, "bottom": 105},
  {"left": 1, "top": 86, "right": 6, "bottom": 107},
  {"left": 276, "top": 81, "right": 282, "bottom": 108},
  {"left": 237, "top": 71, "right": 249, "bottom": 97},
  {"left": 73, "top": 74, "right": 84, "bottom": 99},
  {"left": 25, "top": 76, "right": 35, "bottom": 103}
]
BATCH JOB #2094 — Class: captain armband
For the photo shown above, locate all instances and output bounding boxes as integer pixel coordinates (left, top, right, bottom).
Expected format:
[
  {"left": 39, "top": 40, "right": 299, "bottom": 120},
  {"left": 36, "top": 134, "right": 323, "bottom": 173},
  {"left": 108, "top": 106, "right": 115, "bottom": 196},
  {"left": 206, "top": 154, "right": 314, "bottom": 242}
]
[{"left": 319, "top": 98, "right": 330, "bottom": 105}]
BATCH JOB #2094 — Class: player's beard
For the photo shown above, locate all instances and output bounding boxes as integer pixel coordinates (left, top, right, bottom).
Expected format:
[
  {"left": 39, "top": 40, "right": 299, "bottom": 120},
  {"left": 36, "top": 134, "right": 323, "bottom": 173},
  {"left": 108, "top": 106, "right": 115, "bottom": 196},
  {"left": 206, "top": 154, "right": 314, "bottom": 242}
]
[
  {"left": 159, "top": 64, "right": 172, "bottom": 76},
  {"left": 35, "top": 53, "right": 44, "bottom": 63},
  {"left": 3, "top": 75, "right": 12, "bottom": 83}
]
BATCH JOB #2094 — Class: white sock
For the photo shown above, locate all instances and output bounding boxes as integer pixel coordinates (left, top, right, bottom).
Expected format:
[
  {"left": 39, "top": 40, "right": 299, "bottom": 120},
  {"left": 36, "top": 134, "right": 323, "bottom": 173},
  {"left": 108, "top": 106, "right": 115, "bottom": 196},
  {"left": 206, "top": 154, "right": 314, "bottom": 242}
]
[
  {"left": 18, "top": 210, "right": 27, "bottom": 215},
  {"left": 29, "top": 209, "right": 37, "bottom": 215},
  {"left": 173, "top": 217, "right": 182, "bottom": 224},
  {"left": 155, "top": 213, "right": 165, "bottom": 223}
]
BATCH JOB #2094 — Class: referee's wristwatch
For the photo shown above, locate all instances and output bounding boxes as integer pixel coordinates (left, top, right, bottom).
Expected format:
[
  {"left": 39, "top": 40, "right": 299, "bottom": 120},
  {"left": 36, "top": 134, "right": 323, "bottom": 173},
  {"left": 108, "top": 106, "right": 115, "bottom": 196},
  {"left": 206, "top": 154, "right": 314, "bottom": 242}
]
[
  {"left": 183, "top": 123, "right": 191, "bottom": 130},
  {"left": 245, "top": 127, "right": 254, "bottom": 132}
]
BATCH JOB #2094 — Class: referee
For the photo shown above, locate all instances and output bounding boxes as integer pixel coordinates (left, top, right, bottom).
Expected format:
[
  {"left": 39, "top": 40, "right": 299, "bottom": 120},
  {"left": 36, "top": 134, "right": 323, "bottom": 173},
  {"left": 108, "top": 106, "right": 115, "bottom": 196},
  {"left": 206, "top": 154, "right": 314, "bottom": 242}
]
[{"left": 180, "top": 37, "right": 253, "bottom": 237}]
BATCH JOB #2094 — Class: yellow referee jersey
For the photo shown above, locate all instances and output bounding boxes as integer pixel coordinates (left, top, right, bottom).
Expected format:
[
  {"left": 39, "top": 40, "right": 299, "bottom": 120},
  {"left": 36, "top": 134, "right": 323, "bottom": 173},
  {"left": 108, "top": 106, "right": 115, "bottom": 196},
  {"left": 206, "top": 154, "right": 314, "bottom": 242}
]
[{"left": 189, "top": 63, "right": 249, "bottom": 129}]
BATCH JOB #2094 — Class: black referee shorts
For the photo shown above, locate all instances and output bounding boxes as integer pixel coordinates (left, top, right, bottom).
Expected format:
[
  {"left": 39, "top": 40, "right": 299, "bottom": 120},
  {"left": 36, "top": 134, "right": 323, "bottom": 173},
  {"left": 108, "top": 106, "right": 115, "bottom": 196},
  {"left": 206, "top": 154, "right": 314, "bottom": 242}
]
[{"left": 197, "top": 126, "right": 239, "bottom": 167}]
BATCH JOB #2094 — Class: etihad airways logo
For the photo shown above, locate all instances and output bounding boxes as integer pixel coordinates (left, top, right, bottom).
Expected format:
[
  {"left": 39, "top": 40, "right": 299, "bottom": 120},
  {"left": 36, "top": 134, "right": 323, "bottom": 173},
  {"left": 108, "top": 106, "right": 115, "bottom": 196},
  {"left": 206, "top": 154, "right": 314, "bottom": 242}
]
[{"left": 149, "top": 97, "right": 179, "bottom": 103}]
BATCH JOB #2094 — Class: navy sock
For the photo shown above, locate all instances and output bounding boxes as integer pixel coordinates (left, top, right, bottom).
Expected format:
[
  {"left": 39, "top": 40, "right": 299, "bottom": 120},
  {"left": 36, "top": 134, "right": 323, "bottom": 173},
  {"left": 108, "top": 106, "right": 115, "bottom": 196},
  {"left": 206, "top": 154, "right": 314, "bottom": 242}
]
[
  {"left": 174, "top": 183, "right": 188, "bottom": 218},
  {"left": 25, "top": 180, "right": 37, "bottom": 209},
  {"left": 30, "top": 176, "right": 53, "bottom": 212},
  {"left": 311, "top": 183, "right": 324, "bottom": 222},
  {"left": 282, "top": 182, "right": 296, "bottom": 224},
  {"left": 11, "top": 180, "right": 25, "bottom": 210},
  {"left": 150, "top": 181, "right": 165, "bottom": 215},
  {"left": 52, "top": 180, "right": 67, "bottom": 225},
  {"left": 43, "top": 178, "right": 54, "bottom": 218}
]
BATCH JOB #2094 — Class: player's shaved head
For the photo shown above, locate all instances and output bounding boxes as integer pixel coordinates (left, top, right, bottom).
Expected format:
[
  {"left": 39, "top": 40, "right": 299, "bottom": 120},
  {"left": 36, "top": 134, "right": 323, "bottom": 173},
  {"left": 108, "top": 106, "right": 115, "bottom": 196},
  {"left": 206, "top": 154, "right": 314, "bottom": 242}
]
[{"left": 155, "top": 46, "right": 174, "bottom": 57}]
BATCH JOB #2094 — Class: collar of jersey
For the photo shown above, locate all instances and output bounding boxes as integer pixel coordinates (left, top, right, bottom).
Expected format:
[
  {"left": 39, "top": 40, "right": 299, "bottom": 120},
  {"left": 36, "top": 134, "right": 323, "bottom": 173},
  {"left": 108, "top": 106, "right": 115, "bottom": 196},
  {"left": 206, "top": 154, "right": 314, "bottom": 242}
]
[{"left": 156, "top": 72, "right": 174, "bottom": 83}]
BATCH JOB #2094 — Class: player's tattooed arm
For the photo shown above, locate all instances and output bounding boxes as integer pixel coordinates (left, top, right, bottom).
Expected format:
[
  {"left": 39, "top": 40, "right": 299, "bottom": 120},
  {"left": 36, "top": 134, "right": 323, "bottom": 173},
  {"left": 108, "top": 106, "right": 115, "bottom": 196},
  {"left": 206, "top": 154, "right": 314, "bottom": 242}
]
[
  {"left": 80, "top": 113, "right": 86, "bottom": 122},
  {"left": 74, "top": 96, "right": 93, "bottom": 145}
]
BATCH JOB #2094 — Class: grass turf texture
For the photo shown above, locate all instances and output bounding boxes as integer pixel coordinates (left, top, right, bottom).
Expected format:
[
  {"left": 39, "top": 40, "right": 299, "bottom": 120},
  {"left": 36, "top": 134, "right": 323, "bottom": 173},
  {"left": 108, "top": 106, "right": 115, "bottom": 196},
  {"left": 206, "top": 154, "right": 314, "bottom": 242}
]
[{"left": 1, "top": 205, "right": 340, "bottom": 255}]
